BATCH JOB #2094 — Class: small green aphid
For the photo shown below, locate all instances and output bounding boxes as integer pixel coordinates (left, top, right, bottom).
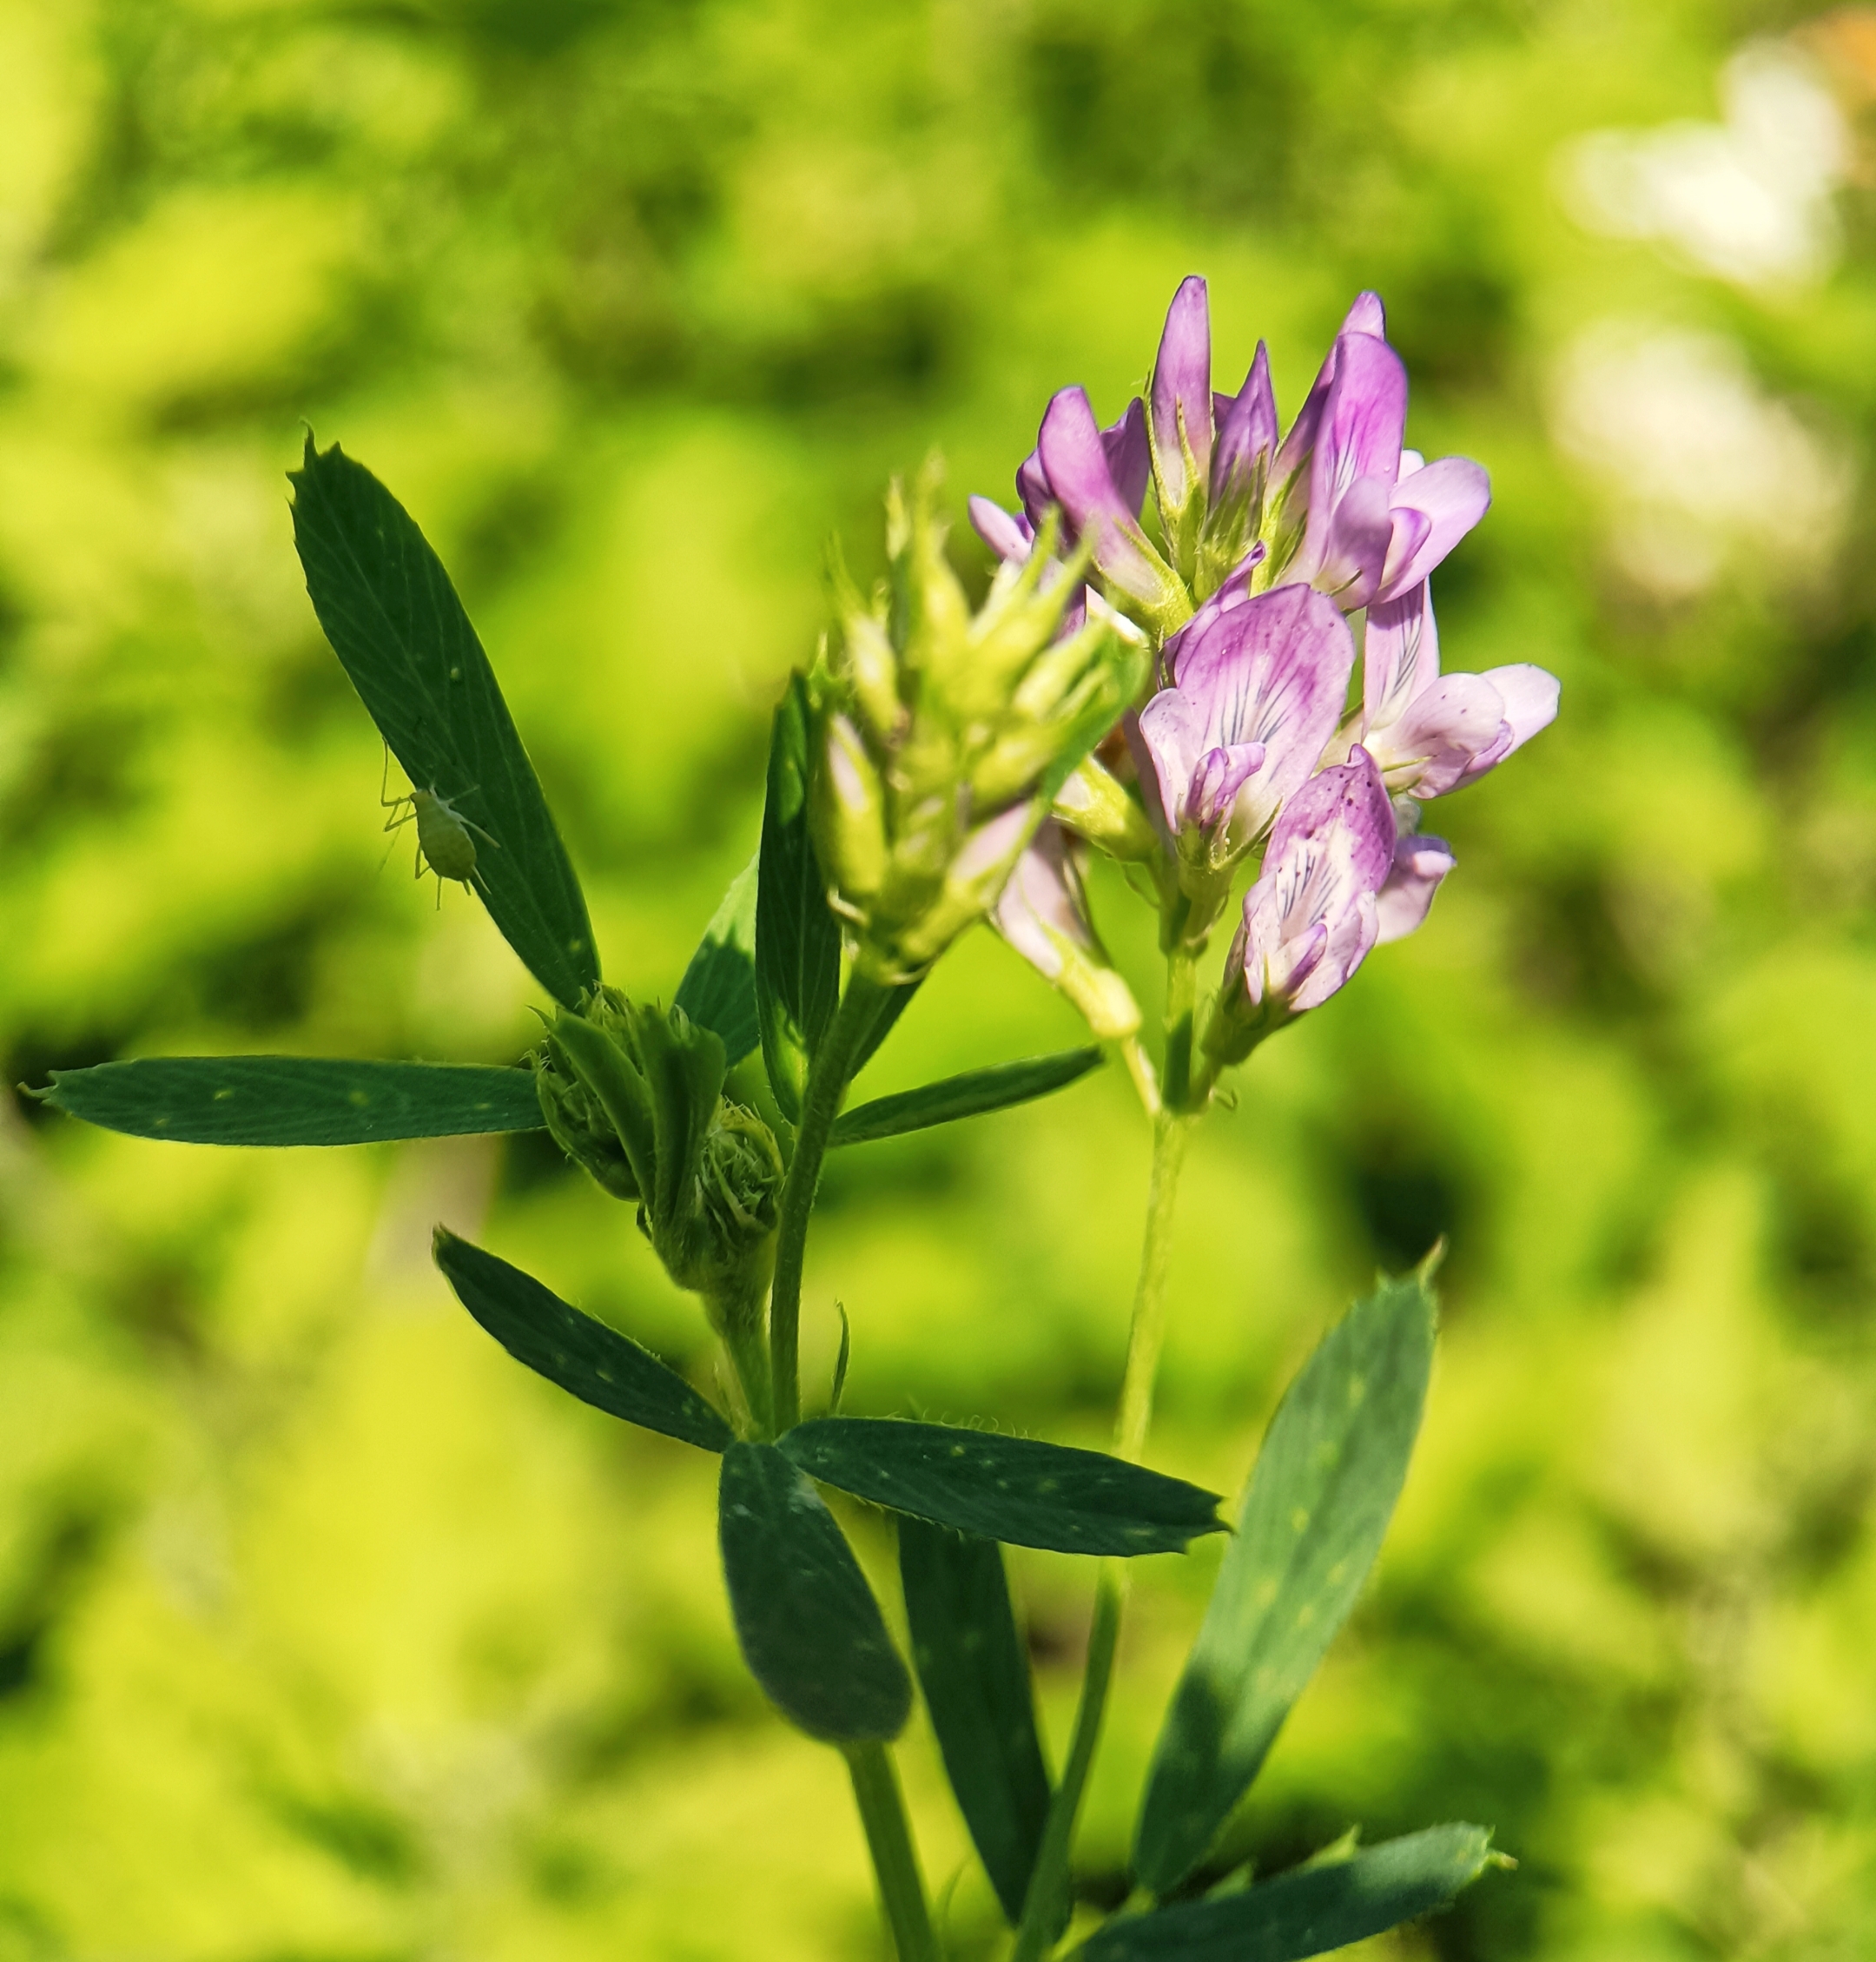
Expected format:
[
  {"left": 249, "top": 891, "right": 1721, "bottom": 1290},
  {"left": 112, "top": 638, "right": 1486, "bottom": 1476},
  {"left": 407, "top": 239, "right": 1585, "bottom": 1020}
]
[{"left": 380, "top": 754, "right": 499, "bottom": 906}]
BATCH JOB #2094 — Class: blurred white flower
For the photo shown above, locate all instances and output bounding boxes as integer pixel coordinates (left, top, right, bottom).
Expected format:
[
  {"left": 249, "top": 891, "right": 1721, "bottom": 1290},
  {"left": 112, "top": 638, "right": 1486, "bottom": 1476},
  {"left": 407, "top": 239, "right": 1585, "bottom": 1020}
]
[
  {"left": 1551, "top": 322, "right": 1852, "bottom": 598},
  {"left": 1561, "top": 43, "right": 1848, "bottom": 289}
]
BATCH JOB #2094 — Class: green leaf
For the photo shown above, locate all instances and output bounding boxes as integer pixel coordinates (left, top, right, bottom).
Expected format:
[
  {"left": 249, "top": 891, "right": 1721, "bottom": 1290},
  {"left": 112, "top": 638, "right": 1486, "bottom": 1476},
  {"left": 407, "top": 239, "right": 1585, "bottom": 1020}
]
[
  {"left": 289, "top": 437, "right": 599, "bottom": 1008},
  {"left": 755, "top": 674, "right": 841, "bottom": 1120},
  {"left": 433, "top": 1230, "right": 733, "bottom": 1452},
  {"left": 39, "top": 1057, "right": 544, "bottom": 1146},
  {"left": 829, "top": 1048, "right": 1102, "bottom": 1149},
  {"left": 718, "top": 1440, "right": 911, "bottom": 1742},
  {"left": 1079, "top": 1825, "right": 1495, "bottom": 1961},
  {"left": 1133, "top": 1275, "right": 1436, "bottom": 1896},
  {"left": 674, "top": 855, "right": 761, "bottom": 1065},
  {"left": 780, "top": 1418, "right": 1225, "bottom": 1556},
  {"left": 899, "top": 1521, "right": 1051, "bottom": 1926}
]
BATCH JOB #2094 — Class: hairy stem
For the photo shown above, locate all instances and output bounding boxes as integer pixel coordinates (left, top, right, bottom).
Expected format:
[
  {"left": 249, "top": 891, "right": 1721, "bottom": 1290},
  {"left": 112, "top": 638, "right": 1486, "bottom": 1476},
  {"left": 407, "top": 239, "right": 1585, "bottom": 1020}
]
[
  {"left": 768, "top": 974, "right": 889, "bottom": 1436},
  {"left": 1012, "top": 1097, "right": 1192, "bottom": 1959},
  {"left": 845, "top": 1741, "right": 941, "bottom": 1962}
]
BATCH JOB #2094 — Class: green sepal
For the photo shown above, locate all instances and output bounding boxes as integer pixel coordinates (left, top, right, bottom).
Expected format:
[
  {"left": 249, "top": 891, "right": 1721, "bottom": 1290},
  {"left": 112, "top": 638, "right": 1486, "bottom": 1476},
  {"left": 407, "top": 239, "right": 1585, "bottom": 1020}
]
[
  {"left": 718, "top": 1440, "right": 912, "bottom": 1742},
  {"left": 1133, "top": 1274, "right": 1436, "bottom": 1896},
  {"left": 628, "top": 1003, "right": 728, "bottom": 1227},
  {"left": 288, "top": 437, "right": 598, "bottom": 1007},
  {"left": 899, "top": 1521, "right": 1052, "bottom": 1925},
  {"left": 36, "top": 1056, "right": 543, "bottom": 1146},
  {"left": 546, "top": 1010, "right": 659, "bottom": 1199},
  {"left": 829, "top": 1047, "right": 1101, "bottom": 1149},
  {"left": 779, "top": 1418, "right": 1225, "bottom": 1556},
  {"left": 674, "top": 854, "right": 761, "bottom": 1066},
  {"left": 433, "top": 1230, "right": 733, "bottom": 1452},
  {"left": 756, "top": 672, "right": 842, "bottom": 1121},
  {"left": 1079, "top": 1825, "right": 1496, "bottom": 1961}
]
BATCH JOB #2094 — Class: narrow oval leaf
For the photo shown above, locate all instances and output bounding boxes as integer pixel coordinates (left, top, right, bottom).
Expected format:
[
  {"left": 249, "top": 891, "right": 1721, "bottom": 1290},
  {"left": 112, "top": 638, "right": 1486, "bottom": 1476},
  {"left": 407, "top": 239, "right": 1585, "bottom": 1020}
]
[
  {"left": 433, "top": 1230, "right": 732, "bottom": 1452},
  {"left": 674, "top": 854, "right": 761, "bottom": 1065},
  {"left": 781, "top": 1418, "right": 1225, "bottom": 1556},
  {"left": 1080, "top": 1824, "right": 1495, "bottom": 1961},
  {"left": 719, "top": 1440, "right": 911, "bottom": 1742},
  {"left": 755, "top": 674, "right": 841, "bottom": 1120},
  {"left": 899, "top": 1520, "right": 1052, "bottom": 1926},
  {"left": 40, "top": 1057, "right": 543, "bottom": 1146},
  {"left": 289, "top": 437, "right": 599, "bottom": 1007},
  {"left": 1133, "top": 1276, "right": 1436, "bottom": 1896},
  {"left": 830, "top": 1048, "right": 1102, "bottom": 1149}
]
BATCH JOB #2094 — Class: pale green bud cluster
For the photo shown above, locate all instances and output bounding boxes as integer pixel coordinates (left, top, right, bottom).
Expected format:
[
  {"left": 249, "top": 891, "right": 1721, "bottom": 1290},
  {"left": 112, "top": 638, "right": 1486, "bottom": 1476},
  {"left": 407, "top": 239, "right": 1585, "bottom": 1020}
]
[
  {"left": 534, "top": 989, "right": 783, "bottom": 1335},
  {"left": 809, "top": 465, "right": 1148, "bottom": 981}
]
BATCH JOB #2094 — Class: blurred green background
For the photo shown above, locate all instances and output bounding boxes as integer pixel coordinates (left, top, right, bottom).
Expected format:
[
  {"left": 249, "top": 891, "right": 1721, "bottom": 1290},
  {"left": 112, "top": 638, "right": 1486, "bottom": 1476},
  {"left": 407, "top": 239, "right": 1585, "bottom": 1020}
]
[{"left": 3, "top": 0, "right": 1876, "bottom": 1955}]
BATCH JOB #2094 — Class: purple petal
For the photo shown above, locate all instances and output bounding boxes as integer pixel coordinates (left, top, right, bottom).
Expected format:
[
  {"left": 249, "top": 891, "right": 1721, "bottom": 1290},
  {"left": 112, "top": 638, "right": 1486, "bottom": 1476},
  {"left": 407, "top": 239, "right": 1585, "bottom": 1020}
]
[
  {"left": 1387, "top": 674, "right": 1511, "bottom": 797},
  {"left": 1187, "top": 742, "right": 1268, "bottom": 830},
  {"left": 1311, "top": 473, "right": 1395, "bottom": 610},
  {"left": 1264, "top": 744, "right": 1396, "bottom": 891},
  {"left": 1212, "top": 340, "right": 1278, "bottom": 505},
  {"left": 1169, "top": 582, "right": 1358, "bottom": 838},
  {"left": 993, "top": 821, "right": 1091, "bottom": 979},
  {"left": 1240, "top": 745, "right": 1394, "bottom": 1014},
  {"left": 1312, "top": 332, "right": 1407, "bottom": 512},
  {"left": 1016, "top": 445, "right": 1051, "bottom": 532},
  {"left": 1102, "top": 398, "right": 1151, "bottom": 515},
  {"left": 1137, "top": 688, "right": 1208, "bottom": 834},
  {"left": 969, "top": 495, "right": 1034, "bottom": 565},
  {"left": 1482, "top": 663, "right": 1561, "bottom": 748},
  {"left": 1034, "top": 386, "right": 1169, "bottom": 604},
  {"left": 1341, "top": 290, "right": 1388, "bottom": 340},
  {"left": 1272, "top": 294, "right": 1392, "bottom": 487},
  {"left": 1377, "top": 457, "right": 1492, "bottom": 601},
  {"left": 1150, "top": 275, "right": 1213, "bottom": 510},
  {"left": 1375, "top": 833, "right": 1456, "bottom": 943},
  {"left": 1363, "top": 580, "right": 1442, "bottom": 731}
]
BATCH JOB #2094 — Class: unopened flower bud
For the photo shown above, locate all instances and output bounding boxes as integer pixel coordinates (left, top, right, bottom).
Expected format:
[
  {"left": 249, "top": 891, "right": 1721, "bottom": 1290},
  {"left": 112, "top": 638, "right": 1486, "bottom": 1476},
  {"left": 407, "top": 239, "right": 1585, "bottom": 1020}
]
[
  {"left": 534, "top": 1046, "right": 639, "bottom": 1200},
  {"left": 1053, "top": 756, "right": 1160, "bottom": 863},
  {"left": 994, "top": 822, "right": 1141, "bottom": 1040},
  {"left": 811, "top": 711, "right": 889, "bottom": 905}
]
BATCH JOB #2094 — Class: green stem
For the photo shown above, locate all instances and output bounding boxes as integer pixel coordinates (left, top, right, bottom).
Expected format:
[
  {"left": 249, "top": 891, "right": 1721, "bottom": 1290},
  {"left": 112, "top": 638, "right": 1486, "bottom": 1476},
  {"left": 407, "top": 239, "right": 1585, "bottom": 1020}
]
[
  {"left": 845, "top": 1741, "right": 941, "bottom": 1962},
  {"left": 769, "top": 974, "right": 889, "bottom": 1437},
  {"left": 1012, "top": 1100, "right": 1192, "bottom": 1959}
]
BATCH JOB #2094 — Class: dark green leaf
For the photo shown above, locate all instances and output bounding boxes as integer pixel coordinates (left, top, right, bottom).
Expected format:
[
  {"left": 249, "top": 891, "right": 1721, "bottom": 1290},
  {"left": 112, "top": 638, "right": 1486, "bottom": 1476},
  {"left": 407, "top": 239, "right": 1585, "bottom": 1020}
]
[
  {"left": 781, "top": 1418, "right": 1225, "bottom": 1556},
  {"left": 718, "top": 1440, "right": 911, "bottom": 1742},
  {"left": 899, "top": 1521, "right": 1051, "bottom": 1925},
  {"left": 850, "top": 975, "right": 921, "bottom": 1077},
  {"left": 755, "top": 674, "right": 840, "bottom": 1120},
  {"left": 1080, "top": 1825, "right": 1495, "bottom": 1961},
  {"left": 433, "top": 1230, "right": 732, "bottom": 1452},
  {"left": 289, "top": 437, "right": 598, "bottom": 1007},
  {"left": 1133, "top": 1276, "right": 1436, "bottom": 1895},
  {"left": 829, "top": 1048, "right": 1102, "bottom": 1149},
  {"left": 39, "top": 1057, "right": 543, "bottom": 1146},
  {"left": 674, "top": 855, "right": 761, "bottom": 1065}
]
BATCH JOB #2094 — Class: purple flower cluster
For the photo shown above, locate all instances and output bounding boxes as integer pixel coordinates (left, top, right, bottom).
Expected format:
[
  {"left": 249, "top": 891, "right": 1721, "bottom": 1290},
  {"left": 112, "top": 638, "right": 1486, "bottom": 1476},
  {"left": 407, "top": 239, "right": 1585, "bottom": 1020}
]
[{"left": 975, "top": 277, "right": 1560, "bottom": 1052}]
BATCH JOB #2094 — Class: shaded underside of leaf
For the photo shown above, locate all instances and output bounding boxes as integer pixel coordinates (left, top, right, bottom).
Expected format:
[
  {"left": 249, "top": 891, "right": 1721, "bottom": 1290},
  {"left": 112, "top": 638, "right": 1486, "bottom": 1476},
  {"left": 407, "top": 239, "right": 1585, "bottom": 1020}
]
[
  {"left": 673, "top": 853, "right": 761, "bottom": 1066},
  {"left": 754, "top": 673, "right": 840, "bottom": 1120},
  {"left": 289, "top": 436, "right": 598, "bottom": 1007},
  {"left": 433, "top": 1229, "right": 733, "bottom": 1452},
  {"left": 781, "top": 1417, "right": 1225, "bottom": 1556},
  {"left": 829, "top": 1047, "right": 1102, "bottom": 1148},
  {"left": 899, "top": 1520, "right": 1052, "bottom": 1926},
  {"left": 40, "top": 1056, "right": 544, "bottom": 1146},
  {"left": 1133, "top": 1275, "right": 1437, "bottom": 1896},
  {"left": 1080, "top": 1824, "right": 1496, "bottom": 1961},
  {"left": 718, "top": 1441, "right": 911, "bottom": 1743}
]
